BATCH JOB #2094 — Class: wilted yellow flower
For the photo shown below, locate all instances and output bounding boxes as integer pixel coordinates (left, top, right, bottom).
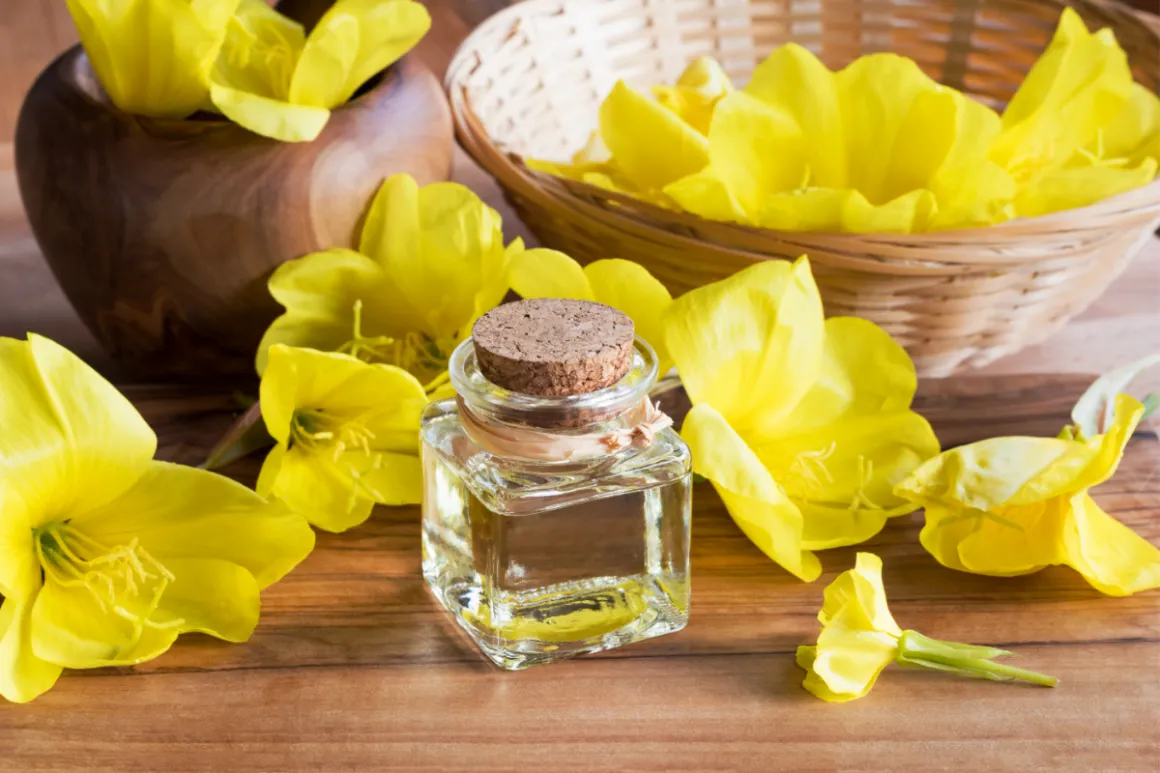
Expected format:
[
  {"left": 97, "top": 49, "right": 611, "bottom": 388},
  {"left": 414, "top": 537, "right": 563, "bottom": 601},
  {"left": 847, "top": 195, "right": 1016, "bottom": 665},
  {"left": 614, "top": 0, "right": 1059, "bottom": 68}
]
[
  {"left": 258, "top": 173, "right": 528, "bottom": 397},
  {"left": 257, "top": 344, "right": 427, "bottom": 532},
  {"left": 0, "top": 335, "right": 314, "bottom": 704},
  {"left": 666, "top": 46, "right": 1014, "bottom": 232},
  {"left": 663, "top": 257, "right": 939, "bottom": 581},
  {"left": 896, "top": 391, "right": 1160, "bottom": 596},
  {"left": 66, "top": 0, "right": 241, "bottom": 118},
  {"left": 211, "top": 0, "right": 430, "bottom": 141},
  {"left": 507, "top": 251, "right": 674, "bottom": 374},
  {"left": 798, "top": 553, "right": 1057, "bottom": 702}
]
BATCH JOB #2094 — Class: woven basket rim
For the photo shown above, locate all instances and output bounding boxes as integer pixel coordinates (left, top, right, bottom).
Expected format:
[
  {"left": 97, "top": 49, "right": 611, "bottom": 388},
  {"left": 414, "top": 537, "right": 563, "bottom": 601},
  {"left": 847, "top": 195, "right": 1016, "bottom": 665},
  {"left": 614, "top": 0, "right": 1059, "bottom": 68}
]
[{"left": 446, "top": 0, "right": 1160, "bottom": 266}]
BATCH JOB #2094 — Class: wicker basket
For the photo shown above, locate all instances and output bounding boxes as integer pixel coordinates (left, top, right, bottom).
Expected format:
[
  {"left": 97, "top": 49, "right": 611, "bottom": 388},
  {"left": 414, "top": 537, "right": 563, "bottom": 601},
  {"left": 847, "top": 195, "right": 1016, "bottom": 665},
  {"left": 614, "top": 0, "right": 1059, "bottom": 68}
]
[{"left": 447, "top": 0, "right": 1160, "bottom": 376}]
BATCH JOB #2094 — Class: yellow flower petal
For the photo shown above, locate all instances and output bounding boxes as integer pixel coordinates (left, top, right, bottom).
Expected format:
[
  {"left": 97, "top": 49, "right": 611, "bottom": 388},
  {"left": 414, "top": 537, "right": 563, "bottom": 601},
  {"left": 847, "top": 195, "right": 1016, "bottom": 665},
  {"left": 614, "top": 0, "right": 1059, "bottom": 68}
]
[
  {"left": 809, "top": 625, "right": 900, "bottom": 700},
  {"left": 1099, "top": 83, "right": 1160, "bottom": 167},
  {"left": 0, "top": 595, "right": 62, "bottom": 704},
  {"left": 664, "top": 258, "right": 824, "bottom": 436},
  {"left": 363, "top": 176, "right": 510, "bottom": 339},
  {"left": 0, "top": 335, "right": 156, "bottom": 523},
  {"left": 820, "top": 553, "right": 902, "bottom": 636},
  {"left": 208, "top": 82, "right": 331, "bottom": 142},
  {"left": 66, "top": 0, "right": 240, "bottom": 118},
  {"left": 836, "top": 53, "right": 940, "bottom": 202},
  {"left": 583, "top": 259, "right": 675, "bottom": 373},
  {"left": 758, "top": 188, "right": 847, "bottom": 232},
  {"left": 151, "top": 557, "right": 260, "bottom": 642},
  {"left": 257, "top": 248, "right": 398, "bottom": 375},
  {"left": 1065, "top": 492, "right": 1160, "bottom": 596},
  {"left": 1014, "top": 158, "right": 1157, "bottom": 218},
  {"left": 76, "top": 461, "right": 315, "bottom": 589},
  {"left": 745, "top": 43, "right": 846, "bottom": 188},
  {"left": 289, "top": 0, "right": 431, "bottom": 109},
  {"left": 0, "top": 484, "right": 36, "bottom": 602},
  {"left": 681, "top": 403, "right": 820, "bottom": 582},
  {"left": 704, "top": 91, "right": 805, "bottom": 219},
  {"left": 507, "top": 248, "right": 596, "bottom": 302},
  {"left": 841, "top": 188, "right": 937, "bottom": 234},
  {"left": 599, "top": 80, "right": 710, "bottom": 191},
  {"left": 663, "top": 168, "right": 749, "bottom": 224},
  {"left": 652, "top": 56, "right": 733, "bottom": 135}
]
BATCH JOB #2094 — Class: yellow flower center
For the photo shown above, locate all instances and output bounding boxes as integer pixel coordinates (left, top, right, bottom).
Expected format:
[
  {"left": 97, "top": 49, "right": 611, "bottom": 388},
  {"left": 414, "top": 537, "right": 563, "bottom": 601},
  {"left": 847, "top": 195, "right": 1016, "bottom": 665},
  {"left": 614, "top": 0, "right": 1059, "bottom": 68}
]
[
  {"left": 290, "top": 409, "right": 376, "bottom": 460},
  {"left": 33, "top": 522, "right": 180, "bottom": 637},
  {"left": 338, "top": 300, "right": 454, "bottom": 394}
]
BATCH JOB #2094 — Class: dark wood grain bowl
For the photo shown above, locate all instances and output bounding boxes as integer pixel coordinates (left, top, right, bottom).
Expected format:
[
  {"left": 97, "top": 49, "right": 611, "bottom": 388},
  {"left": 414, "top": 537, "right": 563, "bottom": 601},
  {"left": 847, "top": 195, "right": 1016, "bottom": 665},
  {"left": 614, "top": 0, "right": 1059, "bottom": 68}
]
[{"left": 14, "top": 46, "right": 453, "bottom": 381}]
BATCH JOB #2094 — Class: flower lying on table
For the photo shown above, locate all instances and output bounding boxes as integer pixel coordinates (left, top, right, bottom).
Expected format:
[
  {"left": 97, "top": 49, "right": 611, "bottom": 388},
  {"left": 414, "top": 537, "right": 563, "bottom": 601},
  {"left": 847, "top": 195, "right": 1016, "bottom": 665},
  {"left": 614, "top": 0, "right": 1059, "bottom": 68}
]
[
  {"left": 257, "top": 344, "right": 428, "bottom": 532},
  {"left": 798, "top": 553, "right": 1057, "bottom": 702},
  {"left": 896, "top": 356, "right": 1160, "bottom": 596},
  {"left": 66, "top": 0, "right": 431, "bottom": 141},
  {"left": 662, "top": 257, "right": 939, "bottom": 581},
  {"left": 0, "top": 335, "right": 314, "bottom": 704},
  {"left": 531, "top": 9, "right": 1160, "bottom": 231}
]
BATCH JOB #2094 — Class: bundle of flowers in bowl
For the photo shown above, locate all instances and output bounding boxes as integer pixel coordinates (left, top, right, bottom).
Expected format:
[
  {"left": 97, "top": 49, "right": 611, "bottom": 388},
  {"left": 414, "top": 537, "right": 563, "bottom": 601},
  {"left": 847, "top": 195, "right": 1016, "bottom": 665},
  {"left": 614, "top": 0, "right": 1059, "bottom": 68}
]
[
  {"left": 446, "top": 0, "right": 1160, "bottom": 376},
  {"left": 16, "top": 0, "right": 452, "bottom": 380}
]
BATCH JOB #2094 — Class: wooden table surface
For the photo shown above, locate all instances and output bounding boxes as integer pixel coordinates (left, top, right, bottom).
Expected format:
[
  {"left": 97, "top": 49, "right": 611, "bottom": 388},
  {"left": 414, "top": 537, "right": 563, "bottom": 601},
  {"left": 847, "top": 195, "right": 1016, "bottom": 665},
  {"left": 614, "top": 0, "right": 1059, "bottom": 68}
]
[
  {"left": 1, "top": 2, "right": 1160, "bottom": 772},
  {"left": 1, "top": 375, "right": 1157, "bottom": 772}
]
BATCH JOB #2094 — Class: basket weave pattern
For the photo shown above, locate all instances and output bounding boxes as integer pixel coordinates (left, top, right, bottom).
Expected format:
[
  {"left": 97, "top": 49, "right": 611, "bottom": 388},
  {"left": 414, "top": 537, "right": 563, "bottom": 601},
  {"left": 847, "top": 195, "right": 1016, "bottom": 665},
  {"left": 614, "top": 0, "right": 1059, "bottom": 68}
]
[{"left": 448, "top": 0, "right": 1160, "bottom": 376}]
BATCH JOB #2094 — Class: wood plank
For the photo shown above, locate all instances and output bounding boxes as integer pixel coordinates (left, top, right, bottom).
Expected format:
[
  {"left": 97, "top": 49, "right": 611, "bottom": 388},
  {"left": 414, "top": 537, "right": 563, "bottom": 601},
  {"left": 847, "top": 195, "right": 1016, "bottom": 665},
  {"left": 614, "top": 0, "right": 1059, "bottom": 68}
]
[{"left": 1, "top": 373, "right": 1158, "bottom": 772}]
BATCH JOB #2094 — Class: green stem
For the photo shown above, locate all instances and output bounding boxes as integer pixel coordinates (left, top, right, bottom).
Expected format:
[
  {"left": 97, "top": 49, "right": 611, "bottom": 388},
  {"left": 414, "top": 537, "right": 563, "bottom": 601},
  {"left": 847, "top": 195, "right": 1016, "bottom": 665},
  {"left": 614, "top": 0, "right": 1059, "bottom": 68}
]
[{"left": 896, "top": 630, "right": 1058, "bottom": 688}]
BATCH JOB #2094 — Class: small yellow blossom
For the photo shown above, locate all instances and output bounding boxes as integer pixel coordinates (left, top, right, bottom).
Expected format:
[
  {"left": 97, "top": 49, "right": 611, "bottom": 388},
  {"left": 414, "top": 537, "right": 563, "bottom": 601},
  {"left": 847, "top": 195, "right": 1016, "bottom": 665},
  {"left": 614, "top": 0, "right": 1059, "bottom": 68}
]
[
  {"left": 652, "top": 56, "right": 734, "bottom": 136},
  {"left": 257, "top": 344, "right": 428, "bottom": 532},
  {"left": 896, "top": 392, "right": 1160, "bottom": 596},
  {"left": 663, "top": 258, "right": 939, "bottom": 581},
  {"left": 0, "top": 335, "right": 313, "bottom": 703},
  {"left": 210, "top": 0, "right": 430, "bottom": 141},
  {"left": 66, "top": 0, "right": 241, "bottom": 118},
  {"left": 798, "top": 553, "right": 1057, "bottom": 702},
  {"left": 507, "top": 251, "right": 674, "bottom": 374}
]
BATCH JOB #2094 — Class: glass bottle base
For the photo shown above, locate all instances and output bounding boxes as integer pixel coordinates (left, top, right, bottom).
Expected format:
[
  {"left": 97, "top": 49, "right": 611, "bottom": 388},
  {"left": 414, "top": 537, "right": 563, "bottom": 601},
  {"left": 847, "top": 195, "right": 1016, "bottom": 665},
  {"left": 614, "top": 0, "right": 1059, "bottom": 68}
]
[{"left": 425, "top": 568, "right": 689, "bottom": 670}]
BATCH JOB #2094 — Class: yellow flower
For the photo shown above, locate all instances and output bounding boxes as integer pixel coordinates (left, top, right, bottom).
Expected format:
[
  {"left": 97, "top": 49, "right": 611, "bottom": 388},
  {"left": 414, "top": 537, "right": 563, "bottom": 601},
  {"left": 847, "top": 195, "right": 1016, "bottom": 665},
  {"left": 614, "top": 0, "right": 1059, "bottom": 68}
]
[
  {"left": 257, "top": 344, "right": 428, "bottom": 532},
  {"left": 210, "top": 0, "right": 430, "bottom": 141},
  {"left": 665, "top": 46, "right": 1013, "bottom": 232},
  {"left": 65, "top": 0, "right": 241, "bottom": 118},
  {"left": 798, "top": 553, "right": 1057, "bottom": 702},
  {"left": 896, "top": 392, "right": 1160, "bottom": 596},
  {"left": 0, "top": 334, "right": 314, "bottom": 704},
  {"left": 258, "top": 173, "right": 525, "bottom": 397},
  {"left": 507, "top": 251, "right": 674, "bottom": 374},
  {"left": 652, "top": 56, "right": 734, "bottom": 136},
  {"left": 663, "top": 257, "right": 939, "bottom": 581}
]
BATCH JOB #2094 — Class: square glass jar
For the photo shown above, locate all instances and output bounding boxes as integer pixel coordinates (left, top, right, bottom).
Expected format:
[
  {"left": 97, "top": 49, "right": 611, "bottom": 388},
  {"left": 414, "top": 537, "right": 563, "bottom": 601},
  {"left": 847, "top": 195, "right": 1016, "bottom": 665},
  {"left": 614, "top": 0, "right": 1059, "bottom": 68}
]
[{"left": 420, "top": 337, "right": 691, "bottom": 669}]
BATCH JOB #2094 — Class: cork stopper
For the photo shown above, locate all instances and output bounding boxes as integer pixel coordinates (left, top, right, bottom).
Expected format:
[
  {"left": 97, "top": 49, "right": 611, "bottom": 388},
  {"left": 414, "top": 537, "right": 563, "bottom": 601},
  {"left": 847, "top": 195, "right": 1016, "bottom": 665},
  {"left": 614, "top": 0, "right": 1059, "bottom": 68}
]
[{"left": 472, "top": 299, "right": 635, "bottom": 397}]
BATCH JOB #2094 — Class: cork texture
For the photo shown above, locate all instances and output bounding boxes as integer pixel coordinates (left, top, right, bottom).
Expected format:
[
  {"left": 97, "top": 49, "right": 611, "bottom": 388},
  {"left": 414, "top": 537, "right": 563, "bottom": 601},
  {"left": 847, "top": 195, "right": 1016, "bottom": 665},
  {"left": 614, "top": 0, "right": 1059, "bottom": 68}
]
[{"left": 472, "top": 299, "right": 635, "bottom": 396}]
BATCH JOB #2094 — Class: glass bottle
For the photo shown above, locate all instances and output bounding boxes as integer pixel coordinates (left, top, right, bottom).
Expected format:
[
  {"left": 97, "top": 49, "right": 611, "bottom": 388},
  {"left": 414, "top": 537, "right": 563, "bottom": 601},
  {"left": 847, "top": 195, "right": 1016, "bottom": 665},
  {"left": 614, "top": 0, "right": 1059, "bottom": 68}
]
[{"left": 420, "top": 325, "right": 692, "bottom": 670}]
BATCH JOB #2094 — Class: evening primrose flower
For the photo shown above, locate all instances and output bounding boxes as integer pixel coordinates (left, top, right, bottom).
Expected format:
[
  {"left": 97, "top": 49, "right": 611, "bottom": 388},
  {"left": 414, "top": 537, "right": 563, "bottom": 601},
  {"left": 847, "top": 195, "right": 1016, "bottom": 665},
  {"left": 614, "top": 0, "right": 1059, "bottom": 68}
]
[
  {"left": 210, "top": 0, "right": 430, "bottom": 141},
  {"left": 664, "top": 257, "right": 939, "bottom": 581},
  {"left": 896, "top": 391, "right": 1160, "bottom": 596},
  {"left": 66, "top": 0, "right": 241, "bottom": 118},
  {"left": 257, "top": 344, "right": 428, "bottom": 532},
  {"left": 652, "top": 56, "right": 734, "bottom": 136},
  {"left": 258, "top": 173, "right": 531, "bottom": 397},
  {"left": 798, "top": 553, "right": 1057, "bottom": 702},
  {"left": 0, "top": 334, "right": 313, "bottom": 704},
  {"left": 507, "top": 251, "right": 674, "bottom": 374},
  {"left": 666, "top": 46, "right": 1013, "bottom": 232}
]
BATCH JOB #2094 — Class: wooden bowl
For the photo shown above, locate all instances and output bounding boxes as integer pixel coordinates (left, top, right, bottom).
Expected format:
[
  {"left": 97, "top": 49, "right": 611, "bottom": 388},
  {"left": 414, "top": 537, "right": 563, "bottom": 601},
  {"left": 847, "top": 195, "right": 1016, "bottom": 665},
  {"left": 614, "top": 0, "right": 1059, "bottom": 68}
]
[{"left": 15, "top": 46, "right": 453, "bottom": 381}]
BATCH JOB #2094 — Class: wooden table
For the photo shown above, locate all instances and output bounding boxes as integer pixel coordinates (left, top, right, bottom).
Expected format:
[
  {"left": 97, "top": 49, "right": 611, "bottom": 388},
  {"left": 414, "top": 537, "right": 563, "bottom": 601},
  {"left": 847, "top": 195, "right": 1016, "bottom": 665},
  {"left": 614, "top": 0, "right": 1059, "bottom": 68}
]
[
  {"left": 1, "top": 376, "right": 1158, "bottom": 772},
  {"left": 1, "top": 2, "right": 1159, "bottom": 771}
]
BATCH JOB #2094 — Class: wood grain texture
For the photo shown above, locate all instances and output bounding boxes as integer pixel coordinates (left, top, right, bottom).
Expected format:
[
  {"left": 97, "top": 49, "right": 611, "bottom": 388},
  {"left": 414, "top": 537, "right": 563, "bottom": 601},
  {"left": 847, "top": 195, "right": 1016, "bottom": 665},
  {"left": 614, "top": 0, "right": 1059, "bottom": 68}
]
[
  {"left": 1, "top": 373, "right": 1157, "bottom": 772},
  {"left": 13, "top": 47, "right": 453, "bottom": 381}
]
